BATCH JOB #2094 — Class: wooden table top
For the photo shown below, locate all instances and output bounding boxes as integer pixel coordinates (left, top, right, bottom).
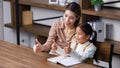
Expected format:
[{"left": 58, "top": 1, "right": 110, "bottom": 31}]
[{"left": 0, "top": 40, "right": 100, "bottom": 68}]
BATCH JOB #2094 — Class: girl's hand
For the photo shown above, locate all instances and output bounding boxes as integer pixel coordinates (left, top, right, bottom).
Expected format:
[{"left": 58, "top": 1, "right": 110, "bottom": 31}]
[
  {"left": 33, "top": 39, "right": 42, "bottom": 53},
  {"left": 64, "top": 42, "right": 71, "bottom": 54}
]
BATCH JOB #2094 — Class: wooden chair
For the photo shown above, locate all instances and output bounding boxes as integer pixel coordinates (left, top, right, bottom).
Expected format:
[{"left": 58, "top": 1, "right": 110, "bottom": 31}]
[{"left": 95, "top": 42, "right": 114, "bottom": 68}]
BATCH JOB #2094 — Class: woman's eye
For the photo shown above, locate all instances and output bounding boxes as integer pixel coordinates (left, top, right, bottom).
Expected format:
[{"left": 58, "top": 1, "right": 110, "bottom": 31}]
[
  {"left": 78, "top": 33, "right": 82, "bottom": 35},
  {"left": 70, "top": 17, "right": 74, "bottom": 20},
  {"left": 64, "top": 14, "right": 67, "bottom": 17}
]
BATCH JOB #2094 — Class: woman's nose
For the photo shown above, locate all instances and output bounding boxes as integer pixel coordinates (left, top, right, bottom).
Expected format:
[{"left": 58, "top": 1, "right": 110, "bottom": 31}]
[
  {"left": 75, "top": 34, "right": 77, "bottom": 38},
  {"left": 65, "top": 17, "right": 69, "bottom": 22}
]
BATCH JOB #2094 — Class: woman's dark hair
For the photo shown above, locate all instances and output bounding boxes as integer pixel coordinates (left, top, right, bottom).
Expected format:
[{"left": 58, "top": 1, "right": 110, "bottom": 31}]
[
  {"left": 65, "top": 2, "right": 81, "bottom": 27},
  {"left": 77, "top": 23, "right": 98, "bottom": 62}
]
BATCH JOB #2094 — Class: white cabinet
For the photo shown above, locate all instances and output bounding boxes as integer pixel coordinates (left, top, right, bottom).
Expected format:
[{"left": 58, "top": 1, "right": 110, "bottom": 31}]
[
  {"left": 20, "top": 31, "right": 35, "bottom": 48},
  {"left": 4, "top": 27, "right": 17, "bottom": 44}
]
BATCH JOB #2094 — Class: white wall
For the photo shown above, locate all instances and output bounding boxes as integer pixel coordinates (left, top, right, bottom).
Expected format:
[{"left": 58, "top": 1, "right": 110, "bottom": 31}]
[
  {"left": 31, "top": 6, "right": 64, "bottom": 26},
  {"left": 0, "top": 0, "right": 4, "bottom": 40},
  {"left": 103, "top": 0, "right": 120, "bottom": 3},
  {"left": 3, "top": 1, "right": 17, "bottom": 43}
]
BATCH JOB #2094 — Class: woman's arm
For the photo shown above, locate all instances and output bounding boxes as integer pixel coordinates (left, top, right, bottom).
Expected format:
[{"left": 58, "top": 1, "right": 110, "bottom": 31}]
[{"left": 42, "top": 22, "right": 59, "bottom": 51}]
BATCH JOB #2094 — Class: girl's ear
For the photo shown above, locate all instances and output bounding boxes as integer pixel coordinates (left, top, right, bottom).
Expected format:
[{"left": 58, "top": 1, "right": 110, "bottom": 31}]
[{"left": 86, "top": 35, "right": 90, "bottom": 41}]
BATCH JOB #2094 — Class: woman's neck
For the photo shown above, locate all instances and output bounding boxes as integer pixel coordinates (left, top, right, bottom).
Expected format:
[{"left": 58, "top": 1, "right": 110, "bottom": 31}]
[
  {"left": 65, "top": 27, "right": 75, "bottom": 33},
  {"left": 64, "top": 26, "right": 75, "bottom": 41},
  {"left": 65, "top": 26, "right": 75, "bottom": 30}
]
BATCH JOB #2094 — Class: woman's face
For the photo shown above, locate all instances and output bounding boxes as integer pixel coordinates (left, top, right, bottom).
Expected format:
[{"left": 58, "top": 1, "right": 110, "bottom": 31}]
[
  {"left": 75, "top": 26, "right": 90, "bottom": 44},
  {"left": 63, "top": 10, "right": 78, "bottom": 28}
]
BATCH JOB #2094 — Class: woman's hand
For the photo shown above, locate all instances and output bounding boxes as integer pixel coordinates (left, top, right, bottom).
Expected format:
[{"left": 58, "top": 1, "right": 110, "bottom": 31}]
[
  {"left": 33, "top": 39, "right": 42, "bottom": 53},
  {"left": 49, "top": 40, "right": 59, "bottom": 55},
  {"left": 51, "top": 40, "right": 57, "bottom": 51},
  {"left": 64, "top": 42, "right": 71, "bottom": 54}
]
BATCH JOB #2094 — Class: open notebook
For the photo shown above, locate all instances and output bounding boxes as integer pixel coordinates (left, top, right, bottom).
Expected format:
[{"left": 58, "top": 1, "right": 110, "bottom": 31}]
[
  {"left": 47, "top": 46, "right": 81, "bottom": 66},
  {"left": 47, "top": 56, "right": 81, "bottom": 66}
]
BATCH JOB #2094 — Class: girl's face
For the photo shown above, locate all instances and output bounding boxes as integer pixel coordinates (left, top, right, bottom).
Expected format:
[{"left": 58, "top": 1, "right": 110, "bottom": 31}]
[
  {"left": 75, "top": 26, "right": 90, "bottom": 44},
  {"left": 63, "top": 10, "right": 78, "bottom": 28}
]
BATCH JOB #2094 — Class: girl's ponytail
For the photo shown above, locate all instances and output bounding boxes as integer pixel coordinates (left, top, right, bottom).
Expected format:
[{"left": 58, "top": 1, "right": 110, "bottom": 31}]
[{"left": 90, "top": 30, "right": 97, "bottom": 46}]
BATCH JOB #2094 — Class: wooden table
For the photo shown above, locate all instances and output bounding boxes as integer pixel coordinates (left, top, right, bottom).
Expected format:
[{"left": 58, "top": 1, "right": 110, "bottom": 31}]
[{"left": 0, "top": 40, "right": 100, "bottom": 68}]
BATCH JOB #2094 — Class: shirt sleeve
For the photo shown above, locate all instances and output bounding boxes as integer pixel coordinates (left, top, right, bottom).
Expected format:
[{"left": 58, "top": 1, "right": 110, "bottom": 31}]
[
  {"left": 70, "top": 44, "right": 96, "bottom": 62},
  {"left": 42, "top": 22, "right": 58, "bottom": 51}
]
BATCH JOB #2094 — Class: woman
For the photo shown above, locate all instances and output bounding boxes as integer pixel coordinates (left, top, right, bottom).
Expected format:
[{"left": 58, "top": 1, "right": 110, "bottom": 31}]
[
  {"left": 33, "top": 2, "right": 81, "bottom": 53},
  {"left": 64, "top": 23, "right": 97, "bottom": 63}
]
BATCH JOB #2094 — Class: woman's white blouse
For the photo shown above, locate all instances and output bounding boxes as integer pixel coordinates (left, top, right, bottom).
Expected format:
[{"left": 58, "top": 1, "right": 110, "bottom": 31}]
[{"left": 70, "top": 39, "right": 96, "bottom": 62}]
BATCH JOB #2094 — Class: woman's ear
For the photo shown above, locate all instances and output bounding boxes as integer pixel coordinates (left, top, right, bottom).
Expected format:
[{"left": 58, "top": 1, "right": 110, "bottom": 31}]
[{"left": 76, "top": 16, "right": 80, "bottom": 20}]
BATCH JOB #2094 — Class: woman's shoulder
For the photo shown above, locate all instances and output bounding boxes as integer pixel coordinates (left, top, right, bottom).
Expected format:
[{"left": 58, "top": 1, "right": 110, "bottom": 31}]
[
  {"left": 52, "top": 21, "right": 64, "bottom": 28},
  {"left": 53, "top": 21, "right": 62, "bottom": 25}
]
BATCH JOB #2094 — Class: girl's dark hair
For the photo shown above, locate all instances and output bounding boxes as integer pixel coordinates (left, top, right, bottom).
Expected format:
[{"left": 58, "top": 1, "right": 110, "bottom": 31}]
[
  {"left": 77, "top": 23, "right": 98, "bottom": 62},
  {"left": 78, "top": 23, "right": 97, "bottom": 45},
  {"left": 65, "top": 2, "right": 81, "bottom": 27}
]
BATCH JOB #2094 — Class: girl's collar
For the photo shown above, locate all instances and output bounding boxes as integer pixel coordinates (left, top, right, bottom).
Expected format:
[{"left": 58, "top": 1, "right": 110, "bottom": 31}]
[{"left": 79, "top": 41, "right": 90, "bottom": 46}]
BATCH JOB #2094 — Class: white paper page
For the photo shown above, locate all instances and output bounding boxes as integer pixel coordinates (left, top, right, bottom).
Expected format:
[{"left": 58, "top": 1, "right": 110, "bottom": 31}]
[
  {"left": 58, "top": 57, "right": 81, "bottom": 66},
  {"left": 47, "top": 57, "right": 59, "bottom": 63},
  {"left": 47, "top": 56, "right": 66, "bottom": 63}
]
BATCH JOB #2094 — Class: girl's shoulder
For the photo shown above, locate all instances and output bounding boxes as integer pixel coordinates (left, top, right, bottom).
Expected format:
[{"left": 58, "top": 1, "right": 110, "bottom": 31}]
[{"left": 88, "top": 43, "right": 97, "bottom": 50}]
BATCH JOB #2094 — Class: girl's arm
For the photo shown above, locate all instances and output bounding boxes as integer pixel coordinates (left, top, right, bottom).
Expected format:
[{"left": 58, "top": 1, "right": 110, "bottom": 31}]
[{"left": 70, "top": 44, "right": 96, "bottom": 62}]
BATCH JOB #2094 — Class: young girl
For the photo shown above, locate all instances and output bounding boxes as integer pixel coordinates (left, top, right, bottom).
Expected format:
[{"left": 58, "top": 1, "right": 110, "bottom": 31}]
[{"left": 64, "top": 23, "right": 97, "bottom": 63}]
